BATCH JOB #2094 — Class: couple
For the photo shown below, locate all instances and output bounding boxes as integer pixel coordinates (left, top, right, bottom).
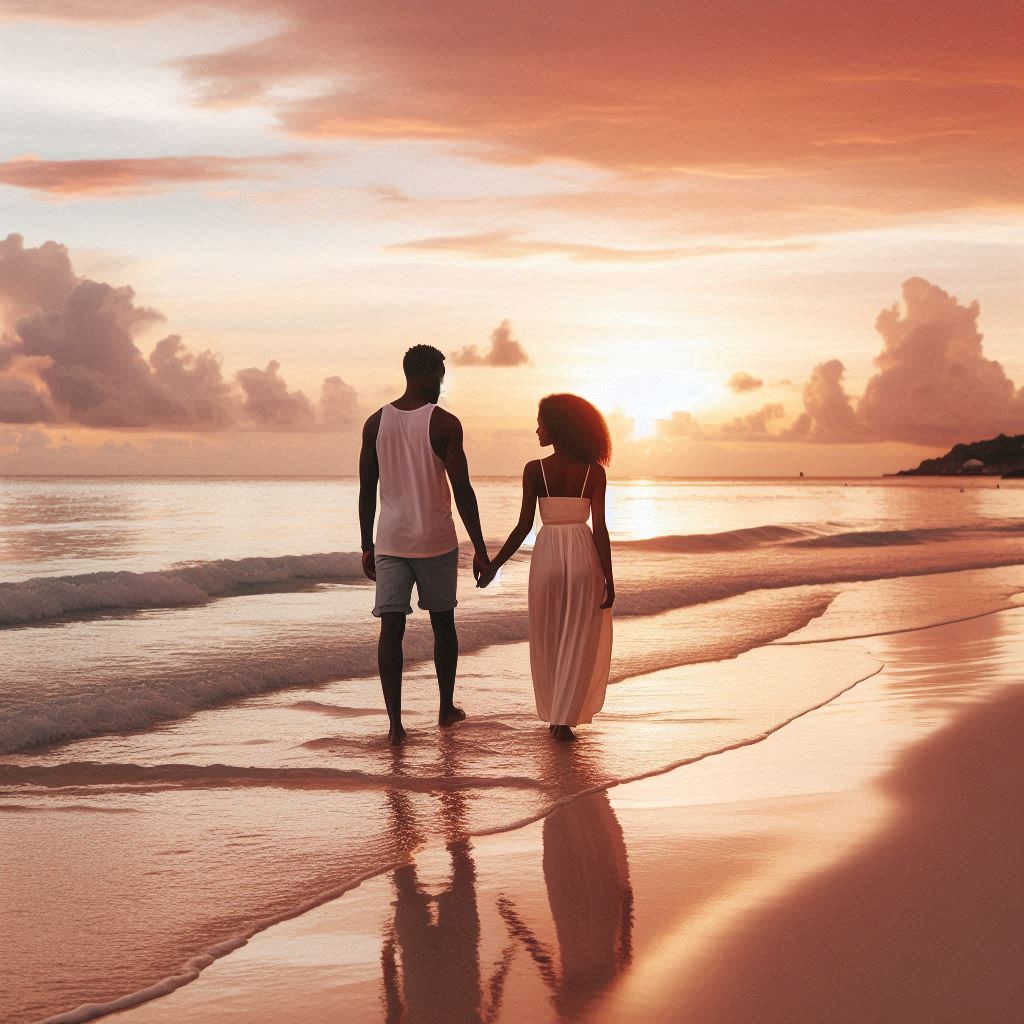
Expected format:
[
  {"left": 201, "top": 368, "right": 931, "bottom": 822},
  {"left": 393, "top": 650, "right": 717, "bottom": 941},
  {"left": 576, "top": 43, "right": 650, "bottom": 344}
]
[{"left": 359, "top": 344, "right": 615, "bottom": 746}]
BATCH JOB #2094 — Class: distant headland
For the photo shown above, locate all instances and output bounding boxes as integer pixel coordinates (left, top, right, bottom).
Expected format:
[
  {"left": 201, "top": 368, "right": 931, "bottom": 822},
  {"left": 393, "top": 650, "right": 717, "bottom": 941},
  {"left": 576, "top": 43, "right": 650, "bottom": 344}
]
[{"left": 893, "top": 433, "right": 1024, "bottom": 478}]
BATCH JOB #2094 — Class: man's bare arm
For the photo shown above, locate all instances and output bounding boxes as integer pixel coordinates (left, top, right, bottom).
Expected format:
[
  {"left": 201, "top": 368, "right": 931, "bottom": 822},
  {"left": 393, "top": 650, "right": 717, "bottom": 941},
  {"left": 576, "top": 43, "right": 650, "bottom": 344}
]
[
  {"left": 358, "top": 411, "right": 381, "bottom": 580},
  {"left": 438, "top": 413, "right": 488, "bottom": 566}
]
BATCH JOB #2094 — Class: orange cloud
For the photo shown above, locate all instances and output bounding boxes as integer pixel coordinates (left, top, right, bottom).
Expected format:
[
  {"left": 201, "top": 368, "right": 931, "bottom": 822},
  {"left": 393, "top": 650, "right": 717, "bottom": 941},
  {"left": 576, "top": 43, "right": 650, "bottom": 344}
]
[
  {"left": 858, "top": 278, "right": 1024, "bottom": 444},
  {"left": 0, "top": 154, "right": 311, "bottom": 197},
  {"left": 451, "top": 320, "right": 529, "bottom": 367},
  {"left": 654, "top": 278, "right": 1024, "bottom": 447},
  {"left": 656, "top": 404, "right": 788, "bottom": 443},
  {"left": 390, "top": 230, "right": 813, "bottom": 263},
  {"left": 718, "top": 403, "right": 786, "bottom": 438},
  {"left": 787, "top": 360, "right": 862, "bottom": 443},
  {"left": 728, "top": 372, "right": 763, "bottom": 394},
  {"left": 790, "top": 280, "right": 1024, "bottom": 444},
  {"left": 161, "top": 2, "right": 1022, "bottom": 215},
  {"left": 7, "top": 4, "right": 1018, "bottom": 228}
]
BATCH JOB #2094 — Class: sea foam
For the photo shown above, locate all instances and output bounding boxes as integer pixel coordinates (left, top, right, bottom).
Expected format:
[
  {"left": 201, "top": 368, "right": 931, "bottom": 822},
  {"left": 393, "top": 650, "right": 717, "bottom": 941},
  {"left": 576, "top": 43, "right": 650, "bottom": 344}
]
[{"left": 0, "top": 551, "right": 363, "bottom": 626}]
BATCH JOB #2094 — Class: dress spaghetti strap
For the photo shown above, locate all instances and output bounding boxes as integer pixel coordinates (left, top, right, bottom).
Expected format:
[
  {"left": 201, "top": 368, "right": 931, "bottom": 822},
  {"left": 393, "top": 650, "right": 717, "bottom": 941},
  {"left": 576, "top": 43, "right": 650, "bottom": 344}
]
[
  {"left": 539, "top": 459, "right": 549, "bottom": 497},
  {"left": 580, "top": 465, "right": 591, "bottom": 497}
]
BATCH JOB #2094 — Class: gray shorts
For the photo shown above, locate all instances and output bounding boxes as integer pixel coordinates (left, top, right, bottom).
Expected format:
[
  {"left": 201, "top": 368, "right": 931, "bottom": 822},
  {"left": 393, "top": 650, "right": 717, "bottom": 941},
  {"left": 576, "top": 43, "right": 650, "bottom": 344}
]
[{"left": 373, "top": 548, "right": 459, "bottom": 617}]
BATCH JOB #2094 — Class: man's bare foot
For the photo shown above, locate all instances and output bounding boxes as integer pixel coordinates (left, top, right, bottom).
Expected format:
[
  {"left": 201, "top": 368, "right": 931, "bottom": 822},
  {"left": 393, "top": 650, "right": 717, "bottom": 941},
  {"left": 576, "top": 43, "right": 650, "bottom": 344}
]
[
  {"left": 438, "top": 706, "right": 467, "bottom": 727},
  {"left": 552, "top": 725, "right": 577, "bottom": 742},
  {"left": 388, "top": 724, "right": 408, "bottom": 745}
]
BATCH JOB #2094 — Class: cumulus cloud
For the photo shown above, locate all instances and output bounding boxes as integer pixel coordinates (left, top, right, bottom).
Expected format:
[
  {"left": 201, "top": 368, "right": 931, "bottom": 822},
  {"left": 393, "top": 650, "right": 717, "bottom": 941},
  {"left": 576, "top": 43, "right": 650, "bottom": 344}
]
[
  {"left": 15, "top": 279, "right": 180, "bottom": 427},
  {"left": 319, "top": 374, "right": 359, "bottom": 427},
  {"left": 728, "top": 371, "right": 763, "bottom": 393},
  {"left": 0, "top": 233, "right": 78, "bottom": 322},
  {"left": 717, "top": 402, "right": 785, "bottom": 438},
  {"left": 236, "top": 360, "right": 316, "bottom": 428},
  {"left": 149, "top": 335, "right": 238, "bottom": 428},
  {"left": 657, "top": 411, "right": 703, "bottom": 439},
  {"left": 857, "top": 278, "right": 1024, "bottom": 445},
  {"left": 0, "top": 335, "right": 20, "bottom": 372},
  {"left": 787, "top": 359, "right": 861, "bottom": 442},
  {"left": 0, "top": 375, "right": 56, "bottom": 423},
  {"left": 792, "top": 279, "right": 1024, "bottom": 445},
  {"left": 16, "top": 428, "right": 55, "bottom": 453},
  {"left": 451, "top": 319, "right": 529, "bottom": 367},
  {"left": 0, "top": 233, "right": 361, "bottom": 431},
  {"left": 657, "top": 404, "right": 787, "bottom": 442}
]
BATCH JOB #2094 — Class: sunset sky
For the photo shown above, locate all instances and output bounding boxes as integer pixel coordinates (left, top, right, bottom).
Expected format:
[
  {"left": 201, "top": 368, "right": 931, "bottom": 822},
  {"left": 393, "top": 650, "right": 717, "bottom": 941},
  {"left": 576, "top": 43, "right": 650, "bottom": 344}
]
[{"left": 1, "top": 1, "right": 1021, "bottom": 475}]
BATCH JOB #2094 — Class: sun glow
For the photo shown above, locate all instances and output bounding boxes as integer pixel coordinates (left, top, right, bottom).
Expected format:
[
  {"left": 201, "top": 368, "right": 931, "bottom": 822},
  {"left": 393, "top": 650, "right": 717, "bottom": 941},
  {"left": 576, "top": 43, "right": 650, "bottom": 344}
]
[{"left": 585, "top": 365, "right": 719, "bottom": 441}]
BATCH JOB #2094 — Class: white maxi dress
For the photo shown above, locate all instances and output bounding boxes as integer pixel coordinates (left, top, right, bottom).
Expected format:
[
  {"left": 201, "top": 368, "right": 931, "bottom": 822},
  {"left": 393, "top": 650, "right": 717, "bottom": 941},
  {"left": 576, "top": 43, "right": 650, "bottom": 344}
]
[{"left": 529, "top": 462, "right": 613, "bottom": 727}]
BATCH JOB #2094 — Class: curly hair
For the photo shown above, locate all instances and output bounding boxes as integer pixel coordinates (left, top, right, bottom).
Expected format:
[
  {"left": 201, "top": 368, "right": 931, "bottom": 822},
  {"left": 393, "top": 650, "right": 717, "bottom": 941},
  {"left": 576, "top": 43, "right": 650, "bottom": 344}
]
[
  {"left": 538, "top": 393, "right": 612, "bottom": 466},
  {"left": 403, "top": 344, "right": 445, "bottom": 377}
]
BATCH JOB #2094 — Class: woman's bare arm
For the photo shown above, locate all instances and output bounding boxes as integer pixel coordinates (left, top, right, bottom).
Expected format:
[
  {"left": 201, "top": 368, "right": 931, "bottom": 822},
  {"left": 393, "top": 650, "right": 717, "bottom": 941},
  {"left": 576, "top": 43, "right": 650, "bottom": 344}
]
[
  {"left": 590, "top": 465, "right": 615, "bottom": 608},
  {"left": 478, "top": 463, "right": 538, "bottom": 585}
]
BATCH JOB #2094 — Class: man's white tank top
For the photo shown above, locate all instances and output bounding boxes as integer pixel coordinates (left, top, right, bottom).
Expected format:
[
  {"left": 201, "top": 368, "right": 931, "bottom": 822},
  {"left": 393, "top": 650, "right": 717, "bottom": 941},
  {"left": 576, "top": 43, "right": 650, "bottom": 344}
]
[{"left": 375, "top": 403, "right": 459, "bottom": 558}]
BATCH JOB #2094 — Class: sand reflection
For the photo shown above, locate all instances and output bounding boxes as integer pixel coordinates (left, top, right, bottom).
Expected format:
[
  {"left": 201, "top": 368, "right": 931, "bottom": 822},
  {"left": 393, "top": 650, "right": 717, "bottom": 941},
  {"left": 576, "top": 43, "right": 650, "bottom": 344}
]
[
  {"left": 383, "top": 819, "right": 486, "bottom": 1023},
  {"left": 382, "top": 732, "right": 495, "bottom": 1023},
  {"left": 499, "top": 791, "right": 633, "bottom": 1020},
  {"left": 380, "top": 730, "right": 633, "bottom": 1022}
]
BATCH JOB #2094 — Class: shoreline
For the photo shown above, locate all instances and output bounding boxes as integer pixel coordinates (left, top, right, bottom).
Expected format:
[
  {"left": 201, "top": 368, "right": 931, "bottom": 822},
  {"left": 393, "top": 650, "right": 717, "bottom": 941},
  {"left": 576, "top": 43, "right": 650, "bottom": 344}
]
[
  {"left": 4, "top": 472, "right": 1023, "bottom": 483},
  {"left": 105, "top": 607, "right": 1024, "bottom": 1024}
]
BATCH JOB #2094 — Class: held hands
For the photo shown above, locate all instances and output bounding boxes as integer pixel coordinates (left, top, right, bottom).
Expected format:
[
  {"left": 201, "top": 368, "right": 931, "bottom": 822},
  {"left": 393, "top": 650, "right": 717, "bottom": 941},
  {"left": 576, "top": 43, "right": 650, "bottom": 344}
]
[
  {"left": 477, "top": 562, "right": 498, "bottom": 588},
  {"left": 600, "top": 580, "right": 615, "bottom": 609},
  {"left": 472, "top": 551, "right": 491, "bottom": 585}
]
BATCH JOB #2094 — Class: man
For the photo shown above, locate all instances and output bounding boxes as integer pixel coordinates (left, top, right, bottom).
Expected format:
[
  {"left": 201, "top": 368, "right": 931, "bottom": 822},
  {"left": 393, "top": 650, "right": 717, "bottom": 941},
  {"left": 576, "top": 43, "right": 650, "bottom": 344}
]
[{"left": 359, "top": 344, "right": 489, "bottom": 744}]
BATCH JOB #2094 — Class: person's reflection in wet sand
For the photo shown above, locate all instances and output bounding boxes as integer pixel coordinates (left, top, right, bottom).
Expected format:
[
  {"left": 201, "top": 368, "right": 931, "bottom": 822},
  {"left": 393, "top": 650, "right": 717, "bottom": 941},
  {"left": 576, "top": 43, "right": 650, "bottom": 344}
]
[
  {"left": 381, "top": 733, "right": 515, "bottom": 1023},
  {"left": 499, "top": 790, "right": 633, "bottom": 1020}
]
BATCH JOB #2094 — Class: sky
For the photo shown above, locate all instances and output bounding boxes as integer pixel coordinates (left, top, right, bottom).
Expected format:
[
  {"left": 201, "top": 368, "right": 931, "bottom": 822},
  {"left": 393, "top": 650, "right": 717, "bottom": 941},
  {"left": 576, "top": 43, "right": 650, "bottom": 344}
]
[{"left": 0, "top": 1, "right": 1022, "bottom": 476}]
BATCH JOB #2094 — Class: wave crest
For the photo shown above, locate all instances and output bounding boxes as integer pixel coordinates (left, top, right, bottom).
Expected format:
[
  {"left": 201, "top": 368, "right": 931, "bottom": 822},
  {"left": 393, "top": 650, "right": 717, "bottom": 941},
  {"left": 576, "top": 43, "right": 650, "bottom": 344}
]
[{"left": 0, "top": 552, "right": 364, "bottom": 627}]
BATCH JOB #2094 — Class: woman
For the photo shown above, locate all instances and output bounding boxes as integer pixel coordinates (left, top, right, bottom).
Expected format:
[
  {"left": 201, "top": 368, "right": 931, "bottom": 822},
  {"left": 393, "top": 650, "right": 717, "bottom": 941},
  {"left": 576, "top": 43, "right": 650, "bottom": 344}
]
[{"left": 478, "top": 394, "right": 614, "bottom": 741}]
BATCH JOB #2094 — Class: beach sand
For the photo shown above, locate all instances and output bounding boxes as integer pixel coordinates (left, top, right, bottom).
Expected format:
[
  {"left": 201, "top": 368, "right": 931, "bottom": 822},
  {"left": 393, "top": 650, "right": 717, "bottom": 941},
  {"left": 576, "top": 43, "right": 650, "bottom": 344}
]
[{"left": 107, "top": 608, "right": 1024, "bottom": 1024}]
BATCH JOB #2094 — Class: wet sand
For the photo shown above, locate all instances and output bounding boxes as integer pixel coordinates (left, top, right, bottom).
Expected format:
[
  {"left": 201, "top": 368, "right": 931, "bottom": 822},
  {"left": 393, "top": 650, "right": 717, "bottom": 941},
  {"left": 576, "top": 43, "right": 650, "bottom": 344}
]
[{"left": 107, "top": 609, "right": 1024, "bottom": 1024}]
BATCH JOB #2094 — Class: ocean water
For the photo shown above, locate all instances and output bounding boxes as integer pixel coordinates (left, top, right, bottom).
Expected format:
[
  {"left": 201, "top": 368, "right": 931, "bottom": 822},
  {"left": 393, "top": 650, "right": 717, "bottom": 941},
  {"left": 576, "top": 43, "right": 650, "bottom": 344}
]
[{"left": 2, "top": 474, "right": 1023, "bottom": 1023}]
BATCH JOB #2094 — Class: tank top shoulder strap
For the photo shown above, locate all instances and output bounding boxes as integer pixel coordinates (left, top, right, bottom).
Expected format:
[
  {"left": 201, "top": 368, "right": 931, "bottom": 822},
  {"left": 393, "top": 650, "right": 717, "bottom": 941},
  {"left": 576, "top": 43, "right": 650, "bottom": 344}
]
[
  {"left": 580, "top": 464, "right": 591, "bottom": 497},
  {"left": 538, "top": 459, "right": 549, "bottom": 497}
]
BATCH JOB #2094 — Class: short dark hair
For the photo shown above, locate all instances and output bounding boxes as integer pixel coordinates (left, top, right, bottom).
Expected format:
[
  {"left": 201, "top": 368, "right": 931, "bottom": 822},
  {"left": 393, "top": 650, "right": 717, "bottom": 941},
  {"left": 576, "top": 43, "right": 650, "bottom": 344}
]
[
  {"left": 539, "top": 393, "right": 612, "bottom": 466},
  {"left": 403, "top": 344, "right": 445, "bottom": 378}
]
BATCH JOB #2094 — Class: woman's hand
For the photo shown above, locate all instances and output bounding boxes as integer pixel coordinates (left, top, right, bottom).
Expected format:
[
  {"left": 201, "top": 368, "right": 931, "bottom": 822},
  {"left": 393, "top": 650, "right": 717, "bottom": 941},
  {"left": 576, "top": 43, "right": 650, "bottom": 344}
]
[{"left": 600, "top": 580, "right": 615, "bottom": 609}]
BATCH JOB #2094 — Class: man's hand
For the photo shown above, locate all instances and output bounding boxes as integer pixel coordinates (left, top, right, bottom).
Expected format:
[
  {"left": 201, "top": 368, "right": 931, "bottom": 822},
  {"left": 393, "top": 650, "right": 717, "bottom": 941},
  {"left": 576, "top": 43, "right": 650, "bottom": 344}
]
[
  {"left": 472, "top": 552, "right": 490, "bottom": 582},
  {"left": 600, "top": 581, "right": 615, "bottom": 609},
  {"left": 362, "top": 549, "right": 376, "bottom": 581}
]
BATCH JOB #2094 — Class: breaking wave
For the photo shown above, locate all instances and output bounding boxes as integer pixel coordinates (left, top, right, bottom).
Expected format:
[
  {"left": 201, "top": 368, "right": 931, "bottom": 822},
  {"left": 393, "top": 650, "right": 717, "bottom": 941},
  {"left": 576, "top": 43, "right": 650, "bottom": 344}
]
[{"left": 0, "top": 552, "right": 364, "bottom": 627}]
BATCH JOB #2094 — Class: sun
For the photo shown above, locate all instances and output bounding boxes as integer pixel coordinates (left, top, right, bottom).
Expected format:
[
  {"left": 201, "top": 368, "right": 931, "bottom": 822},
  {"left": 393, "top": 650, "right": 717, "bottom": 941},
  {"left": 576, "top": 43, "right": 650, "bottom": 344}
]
[
  {"left": 582, "top": 368, "right": 716, "bottom": 442},
  {"left": 632, "top": 412, "right": 659, "bottom": 439}
]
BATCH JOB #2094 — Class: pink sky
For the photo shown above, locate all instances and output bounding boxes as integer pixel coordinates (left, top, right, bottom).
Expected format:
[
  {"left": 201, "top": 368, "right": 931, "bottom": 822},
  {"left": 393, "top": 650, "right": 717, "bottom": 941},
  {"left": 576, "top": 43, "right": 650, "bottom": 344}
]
[{"left": 0, "top": 1, "right": 1021, "bottom": 475}]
